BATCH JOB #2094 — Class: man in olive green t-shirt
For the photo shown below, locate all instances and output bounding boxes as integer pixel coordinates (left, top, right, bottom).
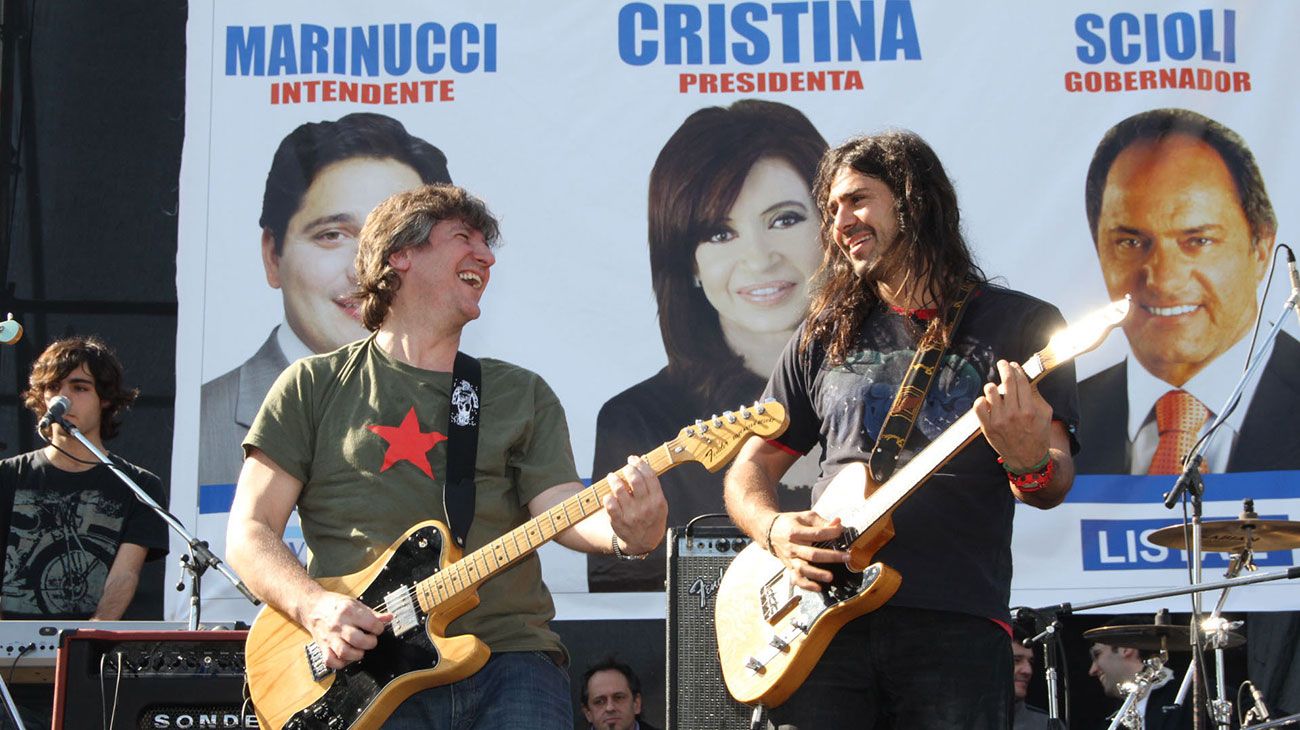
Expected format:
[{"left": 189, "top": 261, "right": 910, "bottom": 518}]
[{"left": 226, "top": 184, "right": 668, "bottom": 729}]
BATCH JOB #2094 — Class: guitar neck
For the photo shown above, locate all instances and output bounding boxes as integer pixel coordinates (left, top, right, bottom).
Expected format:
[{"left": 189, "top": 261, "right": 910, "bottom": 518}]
[
  {"left": 829, "top": 348, "right": 1057, "bottom": 537},
  {"left": 410, "top": 442, "right": 679, "bottom": 611}
]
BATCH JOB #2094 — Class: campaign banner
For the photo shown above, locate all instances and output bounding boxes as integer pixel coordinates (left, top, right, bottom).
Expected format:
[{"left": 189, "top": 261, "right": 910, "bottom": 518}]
[{"left": 173, "top": 0, "right": 1300, "bottom": 622}]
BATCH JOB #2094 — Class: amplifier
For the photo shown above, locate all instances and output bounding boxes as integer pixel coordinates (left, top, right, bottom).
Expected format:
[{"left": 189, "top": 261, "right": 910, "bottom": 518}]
[
  {"left": 666, "top": 524, "right": 762, "bottom": 730},
  {"left": 52, "top": 630, "right": 253, "bottom": 729}
]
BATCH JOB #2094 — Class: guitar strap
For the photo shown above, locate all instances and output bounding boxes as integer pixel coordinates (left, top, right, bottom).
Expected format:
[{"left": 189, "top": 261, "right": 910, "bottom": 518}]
[
  {"left": 868, "top": 280, "right": 977, "bottom": 484},
  {"left": 444, "top": 351, "right": 481, "bottom": 549}
]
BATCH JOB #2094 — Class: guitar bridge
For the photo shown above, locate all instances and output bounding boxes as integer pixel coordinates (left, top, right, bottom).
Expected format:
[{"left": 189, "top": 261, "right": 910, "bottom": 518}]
[
  {"left": 759, "top": 571, "right": 798, "bottom": 623},
  {"left": 304, "top": 641, "right": 332, "bottom": 681}
]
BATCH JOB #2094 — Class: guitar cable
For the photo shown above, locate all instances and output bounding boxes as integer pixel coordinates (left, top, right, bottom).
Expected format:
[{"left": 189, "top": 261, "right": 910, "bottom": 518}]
[{"left": 6, "top": 642, "right": 34, "bottom": 685}]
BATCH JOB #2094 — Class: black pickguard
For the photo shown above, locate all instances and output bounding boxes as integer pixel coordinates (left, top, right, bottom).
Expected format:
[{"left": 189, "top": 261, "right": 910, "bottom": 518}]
[{"left": 283, "top": 525, "right": 446, "bottom": 730}]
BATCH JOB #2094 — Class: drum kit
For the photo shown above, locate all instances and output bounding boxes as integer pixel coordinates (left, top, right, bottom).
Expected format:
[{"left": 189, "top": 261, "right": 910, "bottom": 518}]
[{"left": 1076, "top": 501, "right": 1300, "bottom": 729}]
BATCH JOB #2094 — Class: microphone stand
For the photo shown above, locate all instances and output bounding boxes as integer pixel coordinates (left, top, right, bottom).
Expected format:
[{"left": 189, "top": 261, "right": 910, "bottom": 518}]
[
  {"left": 1158, "top": 289, "right": 1300, "bottom": 729},
  {"left": 1015, "top": 607, "right": 1068, "bottom": 729},
  {"left": 47, "top": 420, "right": 259, "bottom": 629}
]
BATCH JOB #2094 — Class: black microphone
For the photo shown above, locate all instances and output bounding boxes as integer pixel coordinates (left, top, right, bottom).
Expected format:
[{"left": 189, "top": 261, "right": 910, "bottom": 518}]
[
  {"left": 38, "top": 395, "right": 71, "bottom": 430},
  {"left": 1287, "top": 248, "right": 1300, "bottom": 328}
]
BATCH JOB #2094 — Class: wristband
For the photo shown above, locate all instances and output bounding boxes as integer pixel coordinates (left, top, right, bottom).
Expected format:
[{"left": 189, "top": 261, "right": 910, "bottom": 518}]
[
  {"left": 998, "top": 452, "right": 1050, "bottom": 476},
  {"left": 1002, "top": 455, "right": 1055, "bottom": 493},
  {"left": 611, "top": 533, "right": 647, "bottom": 561}
]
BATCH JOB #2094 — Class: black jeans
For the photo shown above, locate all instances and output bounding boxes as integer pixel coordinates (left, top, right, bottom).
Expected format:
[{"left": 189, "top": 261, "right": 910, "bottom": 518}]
[{"left": 768, "top": 605, "right": 1012, "bottom": 730}]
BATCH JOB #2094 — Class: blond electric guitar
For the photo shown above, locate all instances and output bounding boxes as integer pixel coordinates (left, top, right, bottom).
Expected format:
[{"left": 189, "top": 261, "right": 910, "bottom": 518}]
[
  {"left": 715, "top": 298, "right": 1131, "bottom": 708},
  {"left": 244, "top": 401, "right": 788, "bottom": 730}
]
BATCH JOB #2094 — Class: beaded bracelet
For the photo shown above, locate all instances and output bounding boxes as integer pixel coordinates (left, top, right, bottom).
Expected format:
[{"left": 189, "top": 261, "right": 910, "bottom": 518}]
[
  {"left": 999, "top": 455, "right": 1055, "bottom": 492},
  {"left": 998, "top": 452, "right": 1051, "bottom": 476}
]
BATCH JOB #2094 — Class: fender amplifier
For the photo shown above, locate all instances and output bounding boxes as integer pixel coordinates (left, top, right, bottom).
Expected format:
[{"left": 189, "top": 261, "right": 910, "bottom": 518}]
[
  {"left": 52, "top": 629, "right": 252, "bottom": 729},
  {"left": 666, "top": 523, "right": 763, "bottom": 730}
]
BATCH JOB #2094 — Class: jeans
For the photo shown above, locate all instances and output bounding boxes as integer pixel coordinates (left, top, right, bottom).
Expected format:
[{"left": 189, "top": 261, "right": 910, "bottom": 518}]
[
  {"left": 382, "top": 650, "right": 572, "bottom": 730},
  {"left": 768, "top": 605, "right": 1012, "bottom": 730}
]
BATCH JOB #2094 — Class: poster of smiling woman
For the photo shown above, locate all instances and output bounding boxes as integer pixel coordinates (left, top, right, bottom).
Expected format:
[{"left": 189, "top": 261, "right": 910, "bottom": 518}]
[{"left": 174, "top": 1, "right": 1298, "bottom": 626}]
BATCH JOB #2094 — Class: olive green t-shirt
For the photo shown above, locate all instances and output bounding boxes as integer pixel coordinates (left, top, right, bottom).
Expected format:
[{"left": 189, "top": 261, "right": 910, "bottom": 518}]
[{"left": 244, "top": 336, "right": 579, "bottom": 654}]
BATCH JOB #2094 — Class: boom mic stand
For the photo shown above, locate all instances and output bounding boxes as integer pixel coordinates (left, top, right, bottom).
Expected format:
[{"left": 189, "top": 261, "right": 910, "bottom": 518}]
[
  {"left": 1159, "top": 284, "right": 1300, "bottom": 729},
  {"left": 43, "top": 418, "right": 259, "bottom": 629}
]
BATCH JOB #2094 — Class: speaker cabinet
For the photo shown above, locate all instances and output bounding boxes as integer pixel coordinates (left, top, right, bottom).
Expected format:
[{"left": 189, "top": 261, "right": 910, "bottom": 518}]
[
  {"left": 52, "top": 629, "right": 251, "bottom": 729},
  {"left": 666, "top": 524, "right": 762, "bottom": 730}
]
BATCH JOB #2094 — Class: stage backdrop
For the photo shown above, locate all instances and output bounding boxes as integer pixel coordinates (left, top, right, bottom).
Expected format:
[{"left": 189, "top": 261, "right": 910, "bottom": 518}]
[{"left": 172, "top": 0, "right": 1300, "bottom": 621}]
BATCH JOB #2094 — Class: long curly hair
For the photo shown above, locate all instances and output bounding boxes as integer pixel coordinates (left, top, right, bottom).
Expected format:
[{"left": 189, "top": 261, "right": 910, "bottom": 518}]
[{"left": 803, "top": 130, "right": 985, "bottom": 363}]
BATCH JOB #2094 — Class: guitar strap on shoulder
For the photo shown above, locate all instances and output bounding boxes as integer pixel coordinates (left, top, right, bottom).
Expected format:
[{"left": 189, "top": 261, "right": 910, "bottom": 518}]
[
  {"left": 868, "top": 280, "right": 977, "bottom": 484},
  {"left": 444, "top": 351, "right": 481, "bottom": 549}
]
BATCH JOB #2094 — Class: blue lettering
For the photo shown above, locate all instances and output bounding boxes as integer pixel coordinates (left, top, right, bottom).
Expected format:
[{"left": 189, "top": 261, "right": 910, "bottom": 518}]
[
  {"left": 1082, "top": 518, "right": 1293, "bottom": 571},
  {"left": 812, "top": 1, "right": 830, "bottom": 62},
  {"left": 268, "top": 24, "right": 298, "bottom": 76},
  {"left": 1164, "top": 12, "right": 1195, "bottom": 61},
  {"left": 332, "top": 26, "right": 348, "bottom": 74},
  {"left": 1143, "top": 13, "right": 1160, "bottom": 62},
  {"left": 664, "top": 4, "right": 703, "bottom": 65},
  {"left": 352, "top": 26, "right": 380, "bottom": 77},
  {"left": 1074, "top": 14, "right": 1105, "bottom": 64},
  {"left": 383, "top": 23, "right": 413, "bottom": 75},
  {"left": 225, "top": 26, "right": 265, "bottom": 76},
  {"left": 619, "top": 3, "right": 658, "bottom": 65},
  {"left": 708, "top": 4, "right": 727, "bottom": 64},
  {"left": 1224, "top": 9, "right": 1235, "bottom": 62},
  {"left": 416, "top": 23, "right": 446, "bottom": 73},
  {"left": 484, "top": 23, "right": 497, "bottom": 72},
  {"left": 731, "top": 4, "right": 769, "bottom": 64},
  {"left": 1109, "top": 13, "right": 1140, "bottom": 65},
  {"left": 879, "top": 0, "right": 920, "bottom": 60},
  {"left": 771, "top": 3, "right": 807, "bottom": 63},
  {"left": 300, "top": 25, "right": 329, "bottom": 73},
  {"left": 838, "top": 1, "right": 875, "bottom": 62},
  {"left": 1198, "top": 9, "right": 1219, "bottom": 62},
  {"left": 450, "top": 22, "right": 480, "bottom": 73}
]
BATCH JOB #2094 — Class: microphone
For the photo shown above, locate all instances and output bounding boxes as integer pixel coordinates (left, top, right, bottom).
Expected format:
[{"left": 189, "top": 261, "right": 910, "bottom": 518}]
[
  {"left": 38, "top": 395, "right": 71, "bottom": 430},
  {"left": 1287, "top": 248, "right": 1300, "bottom": 328},
  {"left": 1247, "top": 680, "right": 1272, "bottom": 722},
  {"left": 0, "top": 314, "right": 21, "bottom": 345}
]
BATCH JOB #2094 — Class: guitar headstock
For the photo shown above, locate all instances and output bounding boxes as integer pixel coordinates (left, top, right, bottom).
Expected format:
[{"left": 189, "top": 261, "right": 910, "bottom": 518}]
[
  {"left": 668, "top": 400, "right": 790, "bottom": 472},
  {"left": 1040, "top": 296, "right": 1131, "bottom": 370}
]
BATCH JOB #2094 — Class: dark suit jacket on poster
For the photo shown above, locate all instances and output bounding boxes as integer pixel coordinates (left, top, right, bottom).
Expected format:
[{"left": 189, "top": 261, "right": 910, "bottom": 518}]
[
  {"left": 198, "top": 329, "right": 291, "bottom": 487},
  {"left": 1075, "top": 332, "right": 1300, "bottom": 474}
]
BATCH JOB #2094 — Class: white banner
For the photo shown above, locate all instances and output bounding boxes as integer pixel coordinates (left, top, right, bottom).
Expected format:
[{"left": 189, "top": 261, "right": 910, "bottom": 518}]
[{"left": 173, "top": 0, "right": 1300, "bottom": 621}]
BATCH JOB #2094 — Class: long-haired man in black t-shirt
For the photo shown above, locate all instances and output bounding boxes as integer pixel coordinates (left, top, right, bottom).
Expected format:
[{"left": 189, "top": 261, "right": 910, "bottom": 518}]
[{"left": 723, "top": 131, "right": 1080, "bottom": 729}]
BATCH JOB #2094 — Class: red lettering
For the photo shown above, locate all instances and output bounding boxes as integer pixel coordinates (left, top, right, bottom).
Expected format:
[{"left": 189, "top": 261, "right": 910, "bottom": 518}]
[
  {"left": 679, "top": 74, "right": 698, "bottom": 93},
  {"left": 1233, "top": 71, "right": 1251, "bottom": 91},
  {"left": 340, "top": 81, "right": 358, "bottom": 103}
]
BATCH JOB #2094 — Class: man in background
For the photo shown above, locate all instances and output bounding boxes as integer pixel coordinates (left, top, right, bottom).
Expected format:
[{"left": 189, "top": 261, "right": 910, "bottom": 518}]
[
  {"left": 581, "top": 658, "right": 659, "bottom": 730},
  {"left": 1012, "top": 625, "right": 1049, "bottom": 730}
]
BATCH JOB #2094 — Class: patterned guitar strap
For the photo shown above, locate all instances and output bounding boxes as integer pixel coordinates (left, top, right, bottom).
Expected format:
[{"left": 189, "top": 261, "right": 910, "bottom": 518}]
[
  {"left": 867, "top": 280, "right": 977, "bottom": 484},
  {"left": 444, "top": 351, "right": 481, "bottom": 549}
]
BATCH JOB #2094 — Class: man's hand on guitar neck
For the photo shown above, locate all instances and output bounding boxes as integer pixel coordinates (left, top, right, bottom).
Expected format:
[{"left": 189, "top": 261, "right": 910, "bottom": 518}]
[
  {"left": 300, "top": 590, "right": 393, "bottom": 671},
  {"left": 766, "top": 511, "right": 853, "bottom": 592},
  {"left": 974, "top": 360, "right": 1075, "bottom": 508}
]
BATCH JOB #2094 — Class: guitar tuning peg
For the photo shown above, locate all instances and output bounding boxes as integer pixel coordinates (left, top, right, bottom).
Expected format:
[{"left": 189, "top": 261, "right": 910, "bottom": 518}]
[
  {"left": 712, "top": 415, "right": 724, "bottom": 427},
  {"left": 696, "top": 419, "right": 708, "bottom": 433},
  {"left": 725, "top": 412, "right": 737, "bottom": 424},
  {"left": 739, "top": 405, "right": 751, "bottom": 418}
]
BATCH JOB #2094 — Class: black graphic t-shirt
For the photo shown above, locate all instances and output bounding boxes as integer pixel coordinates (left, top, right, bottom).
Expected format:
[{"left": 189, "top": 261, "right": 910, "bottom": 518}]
[
  {"left": 0, "top": 450, "right": 169, "bottom": 619},
  {"left": 766, "top": 285, "right": 1080, "bottom": 621}
]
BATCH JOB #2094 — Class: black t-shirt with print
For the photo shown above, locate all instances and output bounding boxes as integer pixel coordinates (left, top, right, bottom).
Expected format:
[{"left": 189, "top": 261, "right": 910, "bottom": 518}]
[
  {"left": 0, "top": 450, "right": 169, "bottom": 619},
  {"left": 766, "top": 285, "right": 1080, "bottom": 622}
]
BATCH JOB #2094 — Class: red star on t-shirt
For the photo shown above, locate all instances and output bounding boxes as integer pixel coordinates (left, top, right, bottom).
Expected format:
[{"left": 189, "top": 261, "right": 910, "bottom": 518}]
[{"left": 366, "top": 406, "right": 447, "bottom": 480}]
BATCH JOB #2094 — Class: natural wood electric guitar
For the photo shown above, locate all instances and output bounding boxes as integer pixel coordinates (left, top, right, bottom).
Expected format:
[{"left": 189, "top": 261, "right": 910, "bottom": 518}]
[
  {"left": 243, "top": 401, "right": 788, "bottom": 730},
  {"left": 715, "top": 298, "right": 1131, "bottom": 708}
]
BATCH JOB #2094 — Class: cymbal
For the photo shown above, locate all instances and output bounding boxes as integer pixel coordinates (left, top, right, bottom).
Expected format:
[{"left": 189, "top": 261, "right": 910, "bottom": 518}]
[
  {"left": 1084, "top": 623, "right": 1244, "bottom": 652},
  {"left": 1146, "top": 519, "right": 1300, "bottom": 552}
]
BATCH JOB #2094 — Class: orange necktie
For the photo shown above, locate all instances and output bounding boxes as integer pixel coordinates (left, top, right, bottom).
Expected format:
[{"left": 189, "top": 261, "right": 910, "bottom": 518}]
[{"left": 1147, "top": 389, "right": 1210, "bottom": 475}]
